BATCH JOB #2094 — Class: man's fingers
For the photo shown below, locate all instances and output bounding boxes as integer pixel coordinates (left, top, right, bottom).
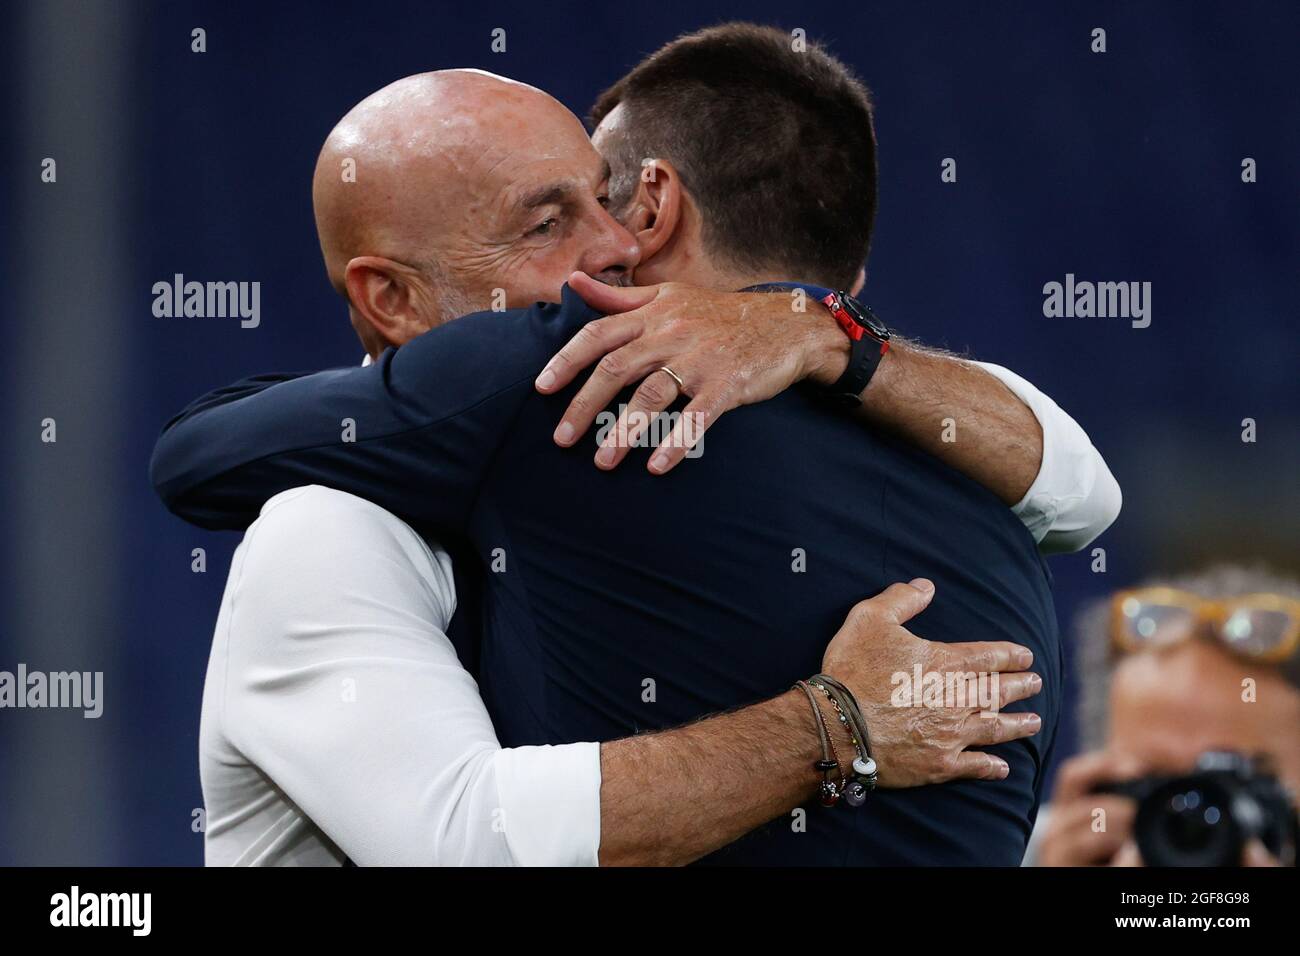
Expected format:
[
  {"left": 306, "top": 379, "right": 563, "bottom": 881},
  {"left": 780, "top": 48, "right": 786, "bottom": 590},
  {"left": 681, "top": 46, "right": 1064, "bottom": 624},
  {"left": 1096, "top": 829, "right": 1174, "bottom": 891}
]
[
  {"left": 551, "top": 341, "right": 662, "bottom": 447},
  {"left": 566, "top": 270, "right": 659, "bottom": 315},
  {"left": 948, "top": 751, "right": 1010, "bottom": 781},
  {"left": 1053, "top": 796, "right": 1137, "bottom": 843},
  {"left": 1052, "top": 750, "right": 1145, "bottom": 803},
  {"left": 996, "top": 671, "right": 1044, "bottom": 709},
  {"left": 1242, "top": 840, "right": 1281, "bottom": 867},
  {"left": 965, "top": 710, "right": 1041, "bottom": 746},
  {"left": 861, "top": 579, "right": 936, "bottom": 625},
  {"left": 1054, "top": 751, "right": 1117, "bottom": 802},
  {"left": 943, "top": 640, "right": 1034, "bottom": 674},
  {"left": 1109, "top": 840, "right": 1144, "bottom": 867},
  {"left": 643, "top": 388, "right": 727, "bottom": 475},
  {"left": 537, "top": 312, "right": 642, "bottom": 398},
  {"left": 1042, "top": 798, "right": 1137, "bottom": 866},
  {"left": 595, "top": 370, "right": 682, "bottom": 470},
  {"left": 961, "top": 712, "right": 1040, "bottom": 749}
]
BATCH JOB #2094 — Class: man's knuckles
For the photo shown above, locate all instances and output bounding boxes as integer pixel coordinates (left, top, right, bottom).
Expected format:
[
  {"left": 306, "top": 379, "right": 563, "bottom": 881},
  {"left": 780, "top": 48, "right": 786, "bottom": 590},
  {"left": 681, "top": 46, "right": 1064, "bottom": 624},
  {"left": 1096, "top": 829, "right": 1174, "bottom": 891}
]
[
  {"left": 634, "top": 376, "right": 673, "bottom": 407},
  {"left": 596, "top": 350, "right": 629, "bottom": 380}
]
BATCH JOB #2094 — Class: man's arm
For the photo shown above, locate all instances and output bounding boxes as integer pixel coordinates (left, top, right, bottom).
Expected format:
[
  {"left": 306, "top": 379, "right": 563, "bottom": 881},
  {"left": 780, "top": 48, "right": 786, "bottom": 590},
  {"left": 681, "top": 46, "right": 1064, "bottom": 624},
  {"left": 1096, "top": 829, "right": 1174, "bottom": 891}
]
[
  {"left": 599, "top": 579, "right": 1046, "bottom": 865},
  {"left": 846, "top": 344, "right": 1122, "bottom": 553},
  {"left": 847, "top": 340, "right": 1040, "bottom": 505},
  {"left": 229, "top": 487, "right": 1042, "bottom": 866},
  {"left": 538, "top": 275, "right": 1121, "bottom": 551},
  {"left": 952, "top": 361, "right": 1122, "bottom": 553},
  {"left": 220, "top": 486, "right": 597, "bottom": 865},
  {"left": 151, "top": 284, "right": 1116, "bottom": 552},
  {"left": 150, "top": 304, "right": 554, "bottom": 532}
]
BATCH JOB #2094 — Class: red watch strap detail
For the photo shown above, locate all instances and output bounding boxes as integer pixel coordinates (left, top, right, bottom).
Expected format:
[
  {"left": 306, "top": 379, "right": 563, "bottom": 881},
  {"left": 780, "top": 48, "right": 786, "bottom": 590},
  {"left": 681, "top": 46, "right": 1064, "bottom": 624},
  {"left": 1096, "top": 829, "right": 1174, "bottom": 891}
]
[{"left": 821, "top": 293, "right": 865, "bottom": 341}]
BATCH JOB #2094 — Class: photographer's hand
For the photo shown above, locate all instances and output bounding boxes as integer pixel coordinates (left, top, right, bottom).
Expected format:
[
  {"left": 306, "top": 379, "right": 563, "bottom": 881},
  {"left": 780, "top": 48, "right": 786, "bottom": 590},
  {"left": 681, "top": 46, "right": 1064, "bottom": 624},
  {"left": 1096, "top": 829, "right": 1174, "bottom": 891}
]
[
  {"left": 1242, "top": 840, "right": 1282, "bottom": 866},
  {"left": 1038, "top": 750, "right": 1145, "bottom": 866},
  {"left": 1110, "top": 836, "right": 1281, "bottom": 867}
]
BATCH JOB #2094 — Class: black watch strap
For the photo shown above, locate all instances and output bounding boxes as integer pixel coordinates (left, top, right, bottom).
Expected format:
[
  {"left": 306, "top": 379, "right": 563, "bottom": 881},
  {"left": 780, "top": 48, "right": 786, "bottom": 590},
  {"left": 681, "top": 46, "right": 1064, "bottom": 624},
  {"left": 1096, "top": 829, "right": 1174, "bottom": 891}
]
[
  {"left": 822, "top": 292, "right": 891, "bottom": 407},
  {"left": 827, "top": 335, "right": 886, "bottom": 406}
]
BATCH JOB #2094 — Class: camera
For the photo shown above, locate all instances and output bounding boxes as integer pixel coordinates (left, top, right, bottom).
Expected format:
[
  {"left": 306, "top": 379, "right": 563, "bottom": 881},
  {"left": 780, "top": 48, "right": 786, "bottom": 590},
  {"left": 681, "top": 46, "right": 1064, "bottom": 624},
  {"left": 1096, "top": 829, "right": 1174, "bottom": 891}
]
[{"left": 1097, "top": 751, "right": 1298, "bottom": 866}]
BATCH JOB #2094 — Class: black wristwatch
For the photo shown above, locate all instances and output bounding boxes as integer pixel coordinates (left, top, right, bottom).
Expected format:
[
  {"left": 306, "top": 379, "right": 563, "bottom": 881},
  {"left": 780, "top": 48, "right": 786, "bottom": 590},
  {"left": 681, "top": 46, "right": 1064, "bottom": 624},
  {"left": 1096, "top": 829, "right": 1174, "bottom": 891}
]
[{"left": 819, "top": 290, "right": 891, "bottom": 407}]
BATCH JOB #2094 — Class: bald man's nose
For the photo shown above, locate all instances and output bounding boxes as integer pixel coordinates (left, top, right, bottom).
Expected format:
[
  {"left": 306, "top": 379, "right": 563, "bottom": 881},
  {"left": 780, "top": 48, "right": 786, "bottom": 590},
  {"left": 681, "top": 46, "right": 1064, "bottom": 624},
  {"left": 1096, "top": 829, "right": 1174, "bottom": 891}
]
[{"left": 581, "top": 207, "right": 641, "bottom": 279}]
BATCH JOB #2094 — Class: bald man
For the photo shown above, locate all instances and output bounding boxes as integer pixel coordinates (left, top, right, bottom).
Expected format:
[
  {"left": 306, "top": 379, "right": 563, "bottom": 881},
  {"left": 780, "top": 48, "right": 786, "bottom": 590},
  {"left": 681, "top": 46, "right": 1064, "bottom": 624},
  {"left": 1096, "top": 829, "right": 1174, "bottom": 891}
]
[
  {"left": 155, "top": 39, "right": 1117, "bottom": 865},
  {"left": 312, "top": 70, "right": 638, "bottom": 355}
]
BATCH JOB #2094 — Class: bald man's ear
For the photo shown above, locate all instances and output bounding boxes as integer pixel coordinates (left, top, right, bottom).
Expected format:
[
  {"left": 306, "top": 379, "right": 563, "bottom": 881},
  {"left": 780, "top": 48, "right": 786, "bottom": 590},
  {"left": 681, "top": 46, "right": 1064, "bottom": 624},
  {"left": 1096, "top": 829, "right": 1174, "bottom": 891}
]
[
  {"left": 623, "top": 159, "right": 684, "bottom": 262},
  {"left": 343, "top": 257, "right": 435, "bottom": 350}
]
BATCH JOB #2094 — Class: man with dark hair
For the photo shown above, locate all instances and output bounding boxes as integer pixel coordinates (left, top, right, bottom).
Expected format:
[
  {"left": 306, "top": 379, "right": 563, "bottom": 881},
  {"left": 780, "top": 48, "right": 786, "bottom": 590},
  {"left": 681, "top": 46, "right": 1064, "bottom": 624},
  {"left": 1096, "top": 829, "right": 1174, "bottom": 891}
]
[
  {"left": 591, "top": 22, "right": 878, "bottom": 290},
  {"left": 153, "top": 27, "right": 1118, "bottom": 865}
]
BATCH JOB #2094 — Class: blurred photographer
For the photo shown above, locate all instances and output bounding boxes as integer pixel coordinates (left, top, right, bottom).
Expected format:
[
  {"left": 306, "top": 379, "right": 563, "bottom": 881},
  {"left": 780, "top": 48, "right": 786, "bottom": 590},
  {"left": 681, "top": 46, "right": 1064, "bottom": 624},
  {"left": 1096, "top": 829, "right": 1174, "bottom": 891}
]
[{"left": 1031, "top": 566, "right": 1300, "bottom": 866}]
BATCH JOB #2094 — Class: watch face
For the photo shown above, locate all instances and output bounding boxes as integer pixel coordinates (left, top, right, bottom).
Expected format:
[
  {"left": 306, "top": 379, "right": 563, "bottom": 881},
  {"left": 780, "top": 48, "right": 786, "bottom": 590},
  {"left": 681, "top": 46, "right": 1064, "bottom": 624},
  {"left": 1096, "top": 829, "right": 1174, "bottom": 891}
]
[{"left": 839, "top": 292, "right": 890, "bottom": 340}]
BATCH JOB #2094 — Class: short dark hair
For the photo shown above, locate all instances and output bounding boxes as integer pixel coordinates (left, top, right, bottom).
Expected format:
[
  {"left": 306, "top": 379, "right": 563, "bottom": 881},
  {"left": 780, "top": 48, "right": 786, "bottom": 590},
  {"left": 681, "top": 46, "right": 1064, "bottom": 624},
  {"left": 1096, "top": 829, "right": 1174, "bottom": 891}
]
[{"left": 591, "top": 23, "right": 877, "bottom": 290}]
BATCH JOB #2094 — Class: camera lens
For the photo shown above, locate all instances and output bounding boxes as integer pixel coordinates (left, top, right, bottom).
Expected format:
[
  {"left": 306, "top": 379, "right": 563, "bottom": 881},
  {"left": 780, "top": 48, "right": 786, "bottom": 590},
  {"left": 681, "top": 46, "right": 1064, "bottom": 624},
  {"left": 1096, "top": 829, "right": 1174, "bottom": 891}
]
[{"left": 1138, "top": 778, "right": 1243, "bottom": 867}]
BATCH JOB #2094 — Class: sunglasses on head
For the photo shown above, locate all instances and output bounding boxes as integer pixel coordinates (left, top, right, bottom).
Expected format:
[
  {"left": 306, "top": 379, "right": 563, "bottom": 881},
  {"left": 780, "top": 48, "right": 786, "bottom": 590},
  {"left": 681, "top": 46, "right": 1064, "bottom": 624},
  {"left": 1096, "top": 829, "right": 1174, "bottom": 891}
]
[{"left": 1110, "top": 587, "right": 1300, "bottom": 663}]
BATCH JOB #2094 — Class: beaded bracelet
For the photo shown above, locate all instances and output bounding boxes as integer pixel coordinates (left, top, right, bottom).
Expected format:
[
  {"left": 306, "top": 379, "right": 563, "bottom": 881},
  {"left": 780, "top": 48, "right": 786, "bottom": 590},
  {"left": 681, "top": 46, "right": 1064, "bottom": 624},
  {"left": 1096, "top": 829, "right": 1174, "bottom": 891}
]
[{"left": 809, "top": 675, "right": 879, "bottom": 807}]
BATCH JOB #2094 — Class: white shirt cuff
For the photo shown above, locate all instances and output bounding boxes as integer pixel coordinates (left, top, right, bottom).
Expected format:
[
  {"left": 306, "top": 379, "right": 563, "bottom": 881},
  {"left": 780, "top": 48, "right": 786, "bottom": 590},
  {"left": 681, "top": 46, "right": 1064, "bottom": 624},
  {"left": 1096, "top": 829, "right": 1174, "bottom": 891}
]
[
  {"left": 493, "top": 741, "right": 602, "bottom": 866},
  {"left": 974, "top": 361, "right": 1121, "bottom": 553}
]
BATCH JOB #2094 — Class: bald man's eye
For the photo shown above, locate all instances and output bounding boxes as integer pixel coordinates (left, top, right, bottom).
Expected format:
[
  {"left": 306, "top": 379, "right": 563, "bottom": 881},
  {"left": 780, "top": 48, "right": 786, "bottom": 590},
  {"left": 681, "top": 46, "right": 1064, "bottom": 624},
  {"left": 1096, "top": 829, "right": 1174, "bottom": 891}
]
[
  {"left": 597, "top": 194, "right": 610, "bottom": 209},
  {"left": 530, "top": 218, "right": 558, "bottom": 237}
]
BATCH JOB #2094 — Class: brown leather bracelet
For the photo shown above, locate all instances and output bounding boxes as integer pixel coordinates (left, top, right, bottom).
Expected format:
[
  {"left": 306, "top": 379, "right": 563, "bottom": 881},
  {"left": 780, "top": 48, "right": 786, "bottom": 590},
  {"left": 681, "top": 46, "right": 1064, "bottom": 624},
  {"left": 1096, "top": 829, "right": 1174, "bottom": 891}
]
[{"left": 794, "top": 680, "right": 845, "bottom": 806}]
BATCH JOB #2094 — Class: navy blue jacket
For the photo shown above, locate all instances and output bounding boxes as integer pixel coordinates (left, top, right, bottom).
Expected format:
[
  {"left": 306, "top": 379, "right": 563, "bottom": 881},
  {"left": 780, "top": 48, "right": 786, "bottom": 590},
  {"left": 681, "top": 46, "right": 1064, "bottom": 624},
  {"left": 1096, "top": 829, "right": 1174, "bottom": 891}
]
[{"left": 151, "top": 285, "right": 1061, "bottom": 865}]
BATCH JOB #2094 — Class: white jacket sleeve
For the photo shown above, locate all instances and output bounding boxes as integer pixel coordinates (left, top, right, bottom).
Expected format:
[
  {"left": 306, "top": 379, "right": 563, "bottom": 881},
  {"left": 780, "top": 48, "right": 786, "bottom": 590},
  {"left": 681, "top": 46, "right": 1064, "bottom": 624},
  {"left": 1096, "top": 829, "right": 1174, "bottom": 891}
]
[
  {"left": 217, "top": 485, "right": 601, "bottom": 865},
  {"left": 974, "top": 362, "right": 1122, "bottom": 554}
]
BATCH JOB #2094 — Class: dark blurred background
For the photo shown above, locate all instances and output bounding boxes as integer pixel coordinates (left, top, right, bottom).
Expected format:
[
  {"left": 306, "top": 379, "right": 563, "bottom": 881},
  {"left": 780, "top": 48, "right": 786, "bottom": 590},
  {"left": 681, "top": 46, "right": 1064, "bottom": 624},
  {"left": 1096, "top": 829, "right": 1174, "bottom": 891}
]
[{"left": 2, "top": 0, "right": 1296, "bottom": 864}]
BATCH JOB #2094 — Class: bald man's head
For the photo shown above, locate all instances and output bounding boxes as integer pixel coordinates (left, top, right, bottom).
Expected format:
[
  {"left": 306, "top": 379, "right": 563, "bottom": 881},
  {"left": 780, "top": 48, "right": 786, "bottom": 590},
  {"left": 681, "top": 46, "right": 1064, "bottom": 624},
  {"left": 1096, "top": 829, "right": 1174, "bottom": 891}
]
[
  {"left": 311, "top": 70, "right": 638, "bottom": 356},
  {"left": 313, "top": 70, "right": 546, "bottom": 294}
]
